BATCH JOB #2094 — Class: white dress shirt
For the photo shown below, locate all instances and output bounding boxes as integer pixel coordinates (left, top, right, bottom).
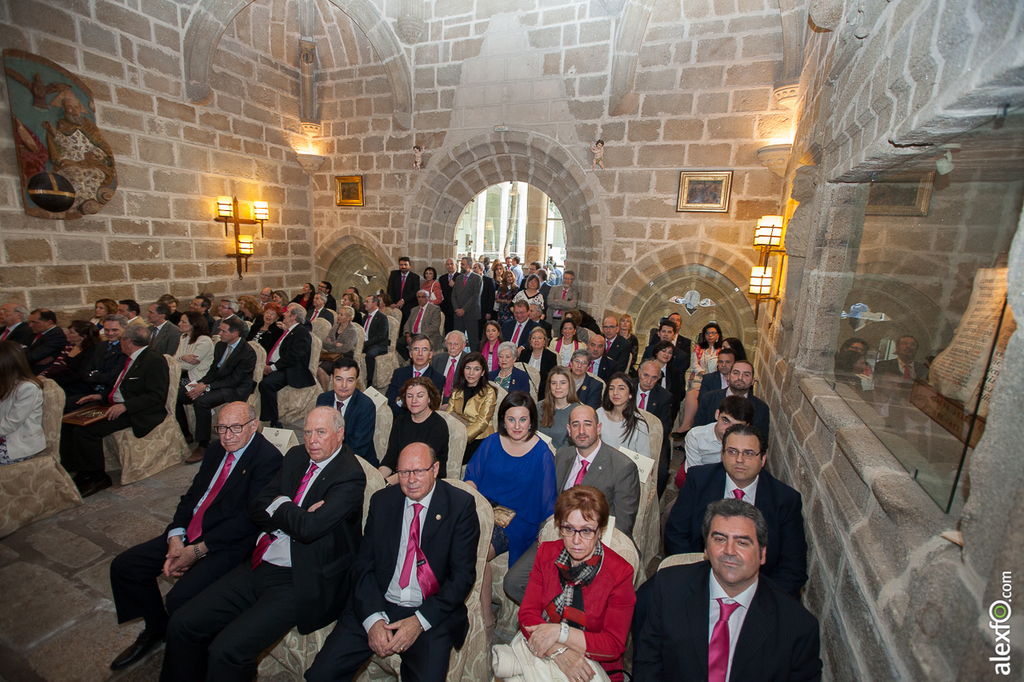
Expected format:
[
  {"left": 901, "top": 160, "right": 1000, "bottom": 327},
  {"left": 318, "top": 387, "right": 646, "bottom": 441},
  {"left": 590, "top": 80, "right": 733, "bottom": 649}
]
[
  {"left": 363, "top": 485, "right": 438, "bottom": 633},
  {"left": 269, "top": 322, "right": 299, "bottom": 369},
  {"left": 168, "top": 432, "right": 255, "bottom": 542},
  {"left": 563, "top": 448, "right": 600, "bottom": 491},
  {"left": 112, "top": 347, "right": 145, "bottom": 403},
  {"left": 708, "top": 570, "right": 758, "bottom": 682},
  {"left": 684, "top": 422, "right": 722, "bottom": 471},
  {"left": 724, "top": 474, "right": 759, "bottom": 505}
]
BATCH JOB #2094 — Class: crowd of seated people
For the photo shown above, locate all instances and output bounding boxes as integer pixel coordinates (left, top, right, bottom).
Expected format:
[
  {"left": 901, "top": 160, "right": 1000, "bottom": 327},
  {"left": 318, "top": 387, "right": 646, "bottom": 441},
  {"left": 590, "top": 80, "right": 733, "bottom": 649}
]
[{"left": 0, "top": 256, "right": 837, "bottom": 681}]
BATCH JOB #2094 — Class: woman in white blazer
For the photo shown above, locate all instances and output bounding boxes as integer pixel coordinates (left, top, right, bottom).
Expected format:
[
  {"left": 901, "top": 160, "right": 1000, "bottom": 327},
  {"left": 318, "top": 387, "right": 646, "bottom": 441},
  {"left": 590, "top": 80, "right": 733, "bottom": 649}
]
[{"left": 0, "top": 340, "right": 45, "bottom": 465}]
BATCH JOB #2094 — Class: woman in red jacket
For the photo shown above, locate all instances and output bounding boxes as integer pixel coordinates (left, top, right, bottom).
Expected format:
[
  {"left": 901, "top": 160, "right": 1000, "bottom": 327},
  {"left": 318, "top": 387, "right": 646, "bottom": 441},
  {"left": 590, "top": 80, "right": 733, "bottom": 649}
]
[{"left": 518, "top": 486, "right": 636, "bottom": 682}]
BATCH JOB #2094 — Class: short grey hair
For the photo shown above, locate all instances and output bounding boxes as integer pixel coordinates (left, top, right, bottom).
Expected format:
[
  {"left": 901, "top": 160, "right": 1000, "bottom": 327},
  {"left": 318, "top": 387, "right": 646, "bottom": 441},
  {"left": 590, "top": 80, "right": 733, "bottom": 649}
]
[
  {"left": 123, "top": 325, "right": 151, "bottom": 346},
  {"left": 7, "top": 303, "right": 29, "bottom": 318},
  {"left": 571, "top": 348, "right": 590, "bottom": 364},
  {"left": 702, "top": 498, "right": 769, "bottom": 550},
  {"left": 308, "top": 405, "right": 344, "bottom": 431},
  {"left": 497, "top": 341, "right": 519, "bottom": 359},
  {"left": 220, "top": 298, "right": 239, "bottom": 312},
  {"left": 446, "top": 330, "right": 467, "bottom": 345},
  {"left": 286, "top": 302, "right": 307, "bottom": 323},
  {"left": 104, "top": 314, "right": 128, "bottom": 328}
]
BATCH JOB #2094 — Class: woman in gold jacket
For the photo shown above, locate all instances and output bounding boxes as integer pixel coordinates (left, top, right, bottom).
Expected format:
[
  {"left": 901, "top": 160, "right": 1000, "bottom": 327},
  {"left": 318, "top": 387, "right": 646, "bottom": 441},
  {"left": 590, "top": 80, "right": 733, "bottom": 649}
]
[{"left": 447, "top": 351, "right": 497, "bottom": 465}]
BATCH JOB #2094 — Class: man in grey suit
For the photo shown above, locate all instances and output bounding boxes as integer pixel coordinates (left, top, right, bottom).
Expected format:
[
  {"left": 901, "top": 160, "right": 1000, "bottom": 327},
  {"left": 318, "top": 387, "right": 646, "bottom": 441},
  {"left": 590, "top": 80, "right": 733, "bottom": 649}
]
[
  {"left": 147, "top": 303, "right": 181, "bottom": 357},
  {"left": 399, "top": 291, "right": 443, "bottom": 360},
  {"left": 451, "top": 256, "right": 482, "bottom": 351},
  {"left": 545, "top": 269, "right": 579, "bottom": 335},
  {"left": 503, "top": 403, "right": 640, "bottom": 602}
]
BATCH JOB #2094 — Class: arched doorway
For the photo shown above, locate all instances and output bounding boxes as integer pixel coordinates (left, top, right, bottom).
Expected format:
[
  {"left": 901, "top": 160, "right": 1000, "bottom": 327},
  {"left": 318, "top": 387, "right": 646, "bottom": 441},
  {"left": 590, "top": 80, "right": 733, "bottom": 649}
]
[{"left": 322, "top": 243, "right": 389, "bottom": 301}]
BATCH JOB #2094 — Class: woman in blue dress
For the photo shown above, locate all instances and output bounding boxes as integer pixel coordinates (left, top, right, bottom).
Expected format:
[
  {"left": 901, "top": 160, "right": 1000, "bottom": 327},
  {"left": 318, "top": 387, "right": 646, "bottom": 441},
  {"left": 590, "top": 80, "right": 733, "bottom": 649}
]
[{"left": 465, "top": 391, "right": 557, "bottom": 640}]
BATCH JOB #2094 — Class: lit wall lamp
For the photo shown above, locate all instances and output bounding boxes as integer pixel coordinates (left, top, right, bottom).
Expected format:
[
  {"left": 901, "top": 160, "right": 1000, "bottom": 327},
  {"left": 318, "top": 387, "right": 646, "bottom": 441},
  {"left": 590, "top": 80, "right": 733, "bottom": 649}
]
[
  {"left": 215, "top": 196, "right": 269, "bottom": 279},
  {"left": 749, "top": 214, "right": 787, "bottom": 322}
]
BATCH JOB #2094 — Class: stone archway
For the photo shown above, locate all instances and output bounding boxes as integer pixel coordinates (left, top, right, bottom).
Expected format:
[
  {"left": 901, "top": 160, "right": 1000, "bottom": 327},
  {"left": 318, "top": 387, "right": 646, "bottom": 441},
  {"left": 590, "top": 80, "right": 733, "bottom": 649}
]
[
  {"left": 404, "top": 129, "right": 603, "bottom": 299},
  {"left": 318, "top": 233, "right": 391, "bottom": 299},
  {"left": 182, "top": 0, "right": 413, "bottom": 130}
]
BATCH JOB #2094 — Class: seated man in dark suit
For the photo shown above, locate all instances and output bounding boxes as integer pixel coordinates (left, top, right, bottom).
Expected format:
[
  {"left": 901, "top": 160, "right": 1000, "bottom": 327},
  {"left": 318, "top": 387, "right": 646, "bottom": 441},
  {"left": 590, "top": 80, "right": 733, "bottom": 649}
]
[
  {"left": 874, "top": 334, "right": 928, "bottom": 383},
  {"left": 146, "top": 303, "right": 181, "bottom": 357},
  {"left": 527, "top": 304, "right": 552, "bottom": 339},
  {"left": 504, "top": 404, "right": 639, "bottom": 602},
  {"left": 569, "top": 348, "right": 603, "bottom": 409},
  {"left": 601, "top": 316, "right": 631, "bottom": 373},
  {"left": 25, "top": 308, "right": 67, "bottom": 374},
  {"left": 161, "top": 406, "right": 366, "bottom": 682},
  {"left": 317, "top": 280, "right": 338, "bottom": 311},
  {"left": 641, "top": 317, "right": 691, "bottom": 378},
  {"left": 108, "top": 403, "right": 281, "bottom": 671},
  {"left": 665, "top": 424, "right": 808, "bottom": 597},
  {"left": 501, "top": 300, "right": 537, "bottom": 350},
  {"left": 258, "top": 303, "right": 315, "bottom": 429},
  {"left": 59, "top": 325, "right": 169, "bottom": 497},
  {"left": 316, "top": 357, "right": 379, "bottom": 466},
  {"left": 431, "top": 331, "right": 467, "bottom": 404},
  {"left": 387, "top": 334, "right": 444, "bottom": 416},
  {"left": 305, "top": 292, "right": 335, "bottom": 328},
  {"left": 190, "top": 295, "right": 217, "bottom": 335},
  {"left": 586, "top": 333, "right": 617, "bottom": 386},
  {"left": 635, "top": 360, "right": 675, "bottom": 496},
  {"left": 70, "top": 315, "right": 128, "bottom": 408},
  {"left": 177, "top": 317, "right": 258, "bottom": 463},
  {"left": 693, "top": 360, "right": 770, "bottom": 439},
  {"left": 361, "top": 294, "right": 390, "bottom": 387},
  {"left": 0, "top": 302, "right": 33, "bottom": 346},
  {"left": 305, "top": 442, "right": 480, "bottom": 682},
  {"left": 634, "top": 499, "right": 821, "bottom": 682},
  {"left": 697, "top": 347, "right": 737, "bottom": 401}
]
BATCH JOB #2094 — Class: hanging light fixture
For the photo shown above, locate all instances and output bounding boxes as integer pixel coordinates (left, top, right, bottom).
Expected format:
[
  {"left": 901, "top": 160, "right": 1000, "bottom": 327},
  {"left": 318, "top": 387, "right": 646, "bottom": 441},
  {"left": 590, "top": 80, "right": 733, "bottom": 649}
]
[{"left": 753, "top": 215, "right": 784, "bottom": 248}]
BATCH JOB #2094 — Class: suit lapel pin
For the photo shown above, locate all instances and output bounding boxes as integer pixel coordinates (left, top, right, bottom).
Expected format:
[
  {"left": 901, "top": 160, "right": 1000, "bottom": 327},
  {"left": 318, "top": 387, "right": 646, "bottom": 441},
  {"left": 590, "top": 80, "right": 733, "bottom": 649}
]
[
  {"left": 242, "top": 469, "right": 246, "bottom": 475},
  {"left": 436, "top": 514, "right": 441, "bottom": 520}
]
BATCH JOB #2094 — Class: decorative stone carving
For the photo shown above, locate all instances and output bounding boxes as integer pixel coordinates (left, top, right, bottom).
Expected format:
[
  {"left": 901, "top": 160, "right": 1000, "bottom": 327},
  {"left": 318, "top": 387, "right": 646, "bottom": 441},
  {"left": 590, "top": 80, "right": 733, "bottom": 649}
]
[
  {"left": 808, "top": 0, "right": 844, "bottom": 30},
  {"left": 773, "top": 80, "right": 800, "bottom": 110},
  {"left": 757, "top": 144, "right": 793, "bottom": 178},
  {"left": 299, "top": 39, "right": 318, "bottom": 129},
  {"left": 396, "top": 0, "right": 426, "bottom": 44},
  {"left": 296, "top": 153, "right": 326, "bottom": 175}
]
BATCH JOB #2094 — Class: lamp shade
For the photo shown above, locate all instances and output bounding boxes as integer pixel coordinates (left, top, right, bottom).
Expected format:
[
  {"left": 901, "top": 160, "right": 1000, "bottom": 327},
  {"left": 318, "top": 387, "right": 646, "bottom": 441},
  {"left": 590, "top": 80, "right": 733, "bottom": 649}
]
[
  {"left": 217, "top": 196, "right": 233, "bottom": 218},
  {"left": 253, "top": 201, "right": 269, "bottom": 221},
  {"left": 238, "top": 234, "right": 254, "bottom": 255},
  {"left": 749, "top": 266, "right": 773, "bottom": 295},
  {"left": 754, "top": 215, "right": 784, "bottom": 247}
]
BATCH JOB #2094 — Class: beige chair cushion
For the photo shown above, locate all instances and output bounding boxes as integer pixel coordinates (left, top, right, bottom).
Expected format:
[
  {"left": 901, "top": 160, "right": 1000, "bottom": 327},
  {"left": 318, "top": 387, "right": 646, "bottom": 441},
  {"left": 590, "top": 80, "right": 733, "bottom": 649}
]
[
  {"left": 632, "top": 408, "right": 662, "bottom": 581},
  {"left": 0, "top": 378, "right": 81, "bottom": 537},
  {"left": 187, "top": 341, "right": 266, "bottom": 434},
  {"left": 657, "top": 552, "right": 705, "bottom": 571},
  {"left": 311, "top": 317, "right": 331, "bottom": 343},
  {"left": 103, "top": 355, "right": 190, "bottom": 485},
  {"left": 372, "top": 402, "right": 393, "bottom": 474},
  {"left": 514, "top": 362, "right": 541, "bottom": 401},
  {"left": 437, "top": 411, "right": 468, "bottom": 480},
  {"left": 372, "top": 312, "right": 404, "bottom": 391},
  {"left": 279, "top": 336, "right": 323, "bottom": 428},
  {"left": 490, "top": 382, "right": 508, "bottom": 432}
]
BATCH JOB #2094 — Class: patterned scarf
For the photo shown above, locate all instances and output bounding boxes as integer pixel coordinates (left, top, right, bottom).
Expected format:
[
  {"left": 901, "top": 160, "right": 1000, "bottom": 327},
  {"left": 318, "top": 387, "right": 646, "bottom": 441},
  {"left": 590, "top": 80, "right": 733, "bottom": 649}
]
[{"left": 545, "top": 542, "right": 604, "bottom": 631}]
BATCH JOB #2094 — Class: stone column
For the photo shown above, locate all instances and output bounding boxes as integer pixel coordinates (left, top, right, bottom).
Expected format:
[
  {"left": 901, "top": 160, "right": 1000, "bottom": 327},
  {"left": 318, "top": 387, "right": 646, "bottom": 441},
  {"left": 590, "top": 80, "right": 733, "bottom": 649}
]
[{"left": 524, "top": 185, "right": 547, "bottom": 265}]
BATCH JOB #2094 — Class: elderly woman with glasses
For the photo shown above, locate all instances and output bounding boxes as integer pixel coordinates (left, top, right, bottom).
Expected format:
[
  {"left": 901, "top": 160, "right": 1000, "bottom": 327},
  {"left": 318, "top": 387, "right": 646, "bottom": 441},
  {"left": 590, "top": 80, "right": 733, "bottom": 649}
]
[{"left": 517, "top": 486, "right": 635, "bottom": 682}]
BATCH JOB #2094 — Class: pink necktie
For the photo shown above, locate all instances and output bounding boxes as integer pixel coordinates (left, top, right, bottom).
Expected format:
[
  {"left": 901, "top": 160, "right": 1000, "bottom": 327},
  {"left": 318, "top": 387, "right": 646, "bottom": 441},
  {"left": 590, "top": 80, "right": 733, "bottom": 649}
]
[
  {"left": 573, "top": 460, "right": 589, "bottom": 487},
  {"left": 311, "top": 309, "right": 318, "bottom": 321},
  {"left": 252, "top": 461, "right": 318, "bottom": 569},
  {"left": 639, "top": 392, "right": 646, "bottom": 409},
  {"left": 364, "top": 313, "right": 372, "bottom": 334},
  {"left": 267, "top": 330, "right": 288, "bottom": 366},
  {"left": 413, "top": 307, "right": 424, "bottom": 333},
  {"left": 589, "top": 360, "right": 596, "bottom": 374},
  {"left": 733, "top": 489, "right": 745, "bottom": 500},
  {"left": 109, "top": 357, "right": 131, "bottom": 404},
  {"left": 708, "top": 599, "right": 741, "bottom": 682},
  {"left": 903, "top": 365, "right": 911, "bottom": 380},
  {"left": 0, "top": 328, "right": 8, "bottom": 340},
  {"left": 606, "top": 338, "right": 612, "bottom": 351},
  {"left": 397, "top": 503, "right": 439, "bottom": 597},
  {"left": 400, "top": 274, "right": 406, "bottom": 296},
  {"left": 512, "top": 324, "right": 522, "bottom": 344},
  {"left": 444, "top": 358, "right": 456, "bottom": 397},
  {"left": 186, "top": 453, "right": 235, "bottom": 542}
]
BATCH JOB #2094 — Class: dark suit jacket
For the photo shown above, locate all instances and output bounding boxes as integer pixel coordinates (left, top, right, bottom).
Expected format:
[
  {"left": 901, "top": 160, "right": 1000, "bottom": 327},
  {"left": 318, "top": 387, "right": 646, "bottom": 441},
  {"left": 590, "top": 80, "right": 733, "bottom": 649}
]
[
  {"left": 697, "top": 371, "right": 730, "bottom": 401},
  {"left": 324, "top": 294, "right": 338, "bottom": 311},
  {"left": 489, "top": 367, "right": 531, "bottom": 395},
  {"left": 315, "top": 389, "right": 378, "bottom": 465},
  {"left": 148, "top": 322, "right": 181, "bottom": 356},
  {"left": 387, "top": 270, "right": 421, "bottom": 318},
  {"left": 517, "top": 348, "right": 558, "bottom": 400},
  {"left": 250, "top": 444, "right": 366, "bottom": 634},
  {"left": 103, "top": 347, "right": 169, "bottom": 438},
  {"left": 664, "top": 463, "right": 808, "bottom": 596},
  {"left": 480, "top": 276, "right": 496, "bottom": 320},
  {"left": 633, "top": 561, "right": 822, "bottom": 682},
  {"left": 439, "top": 270, "right": 457, "bottom": 318},
  {"left": 0, "top": 322, "right": 34, "bottom": 347},
  {"left": 27, "top": 326, "right": 67, "bottom": 373},
  {"left": 306, "top": 308, "right": 335, "bottom": 328},
  {"left": 640, "top": 384, "right": 673, "bottom": 467},
  {"left": 362, "top": 311, "right": 389, "bottom": 352},
  {"left": 168, "top": 431, "right": 281, "bottom": 557},
  {"left": 604, "top": 335, "right": 631, "bottom": 373},
  {"left": 501, "top": 319, "right": 538, "bottom": 349},
  {"left": 271, "top": 324, "right": 315, "bottom": 389},
  {"left": 83, "top": 339, "right": 127, "bottom": 389},
  {"left": 432, "top": 353, "right": 462, "bottom": 381},
  {"left": 351, "top": 481, "right": 479, "bottom": 647},
  {"left": 576, "top": 375, "right": 604, "bottom": 409},
  {"left": 645, "top": 329, "right": 692, "bottom": 366},
  {"left": 202, "top": 311, "right": 217, "bottom": 334},
  {"left": 694, "top": 389, "right": 770, "bottom": 440},
  {"left": 452, "top": 272, "right": 482, "bottom": 320},
  {"left": 592, "top": 356, "right": 617, "bottom": 386},
  {"left": 385, "top": 364, "right": 444, "bottom": 416},
  {"left": 199, "top": 340, "right": 257, "bottom": 395},
  {"left": 875, "top": 359, "right": 928, "bottom": 382},
  {"left": 555, "top": 442, "right": 640, "bottom": 536}
]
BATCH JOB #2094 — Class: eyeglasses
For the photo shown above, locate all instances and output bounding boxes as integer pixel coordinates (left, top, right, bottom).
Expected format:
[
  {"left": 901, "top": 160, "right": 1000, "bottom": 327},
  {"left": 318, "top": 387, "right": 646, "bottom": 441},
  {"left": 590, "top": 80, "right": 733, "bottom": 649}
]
[
  {"left": 395, "top": 467, "right": 433, "bottom": 479},
  {"left": 724, "top": 447, "right": 763, "bottom": 461},
  {"left": 559, "top": 524, "right": 598, "bottom": 540},
  {"left": 215, "top": 418, "right": 256, "bottom": 434}
]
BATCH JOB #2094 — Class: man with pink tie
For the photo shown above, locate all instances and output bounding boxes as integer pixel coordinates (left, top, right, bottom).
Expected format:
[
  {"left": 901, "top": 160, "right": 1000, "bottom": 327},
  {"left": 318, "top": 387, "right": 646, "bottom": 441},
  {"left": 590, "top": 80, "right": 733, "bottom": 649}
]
[
  {"left": 161, "top": 407, "right": 366, "bottom": 682},
  {"left": 400, "top": 290, "right": 442, "bottom": 360},
  {"left": 258, "top": 303, "right": 315, "bottom": 429},
  {"left": 430, "top": 330, "right": 467, "bottom": 406},
  {"left": 305, "top": 442, "right": 480, "bottom": 682},
  {"left": 387, "top": 256, "right": 421, "bottom": 329},
  {"left": 108, "top": 403, "right": 281, "bottom": 672},
  {"left": 362, "top": 294, "right": 391, "bottom": 386}
]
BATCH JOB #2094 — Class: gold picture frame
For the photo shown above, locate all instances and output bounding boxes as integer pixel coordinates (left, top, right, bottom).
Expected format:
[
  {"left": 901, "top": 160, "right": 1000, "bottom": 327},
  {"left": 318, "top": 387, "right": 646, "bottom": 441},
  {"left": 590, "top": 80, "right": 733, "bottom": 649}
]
[
  {"left": 865, "top": 170, "right": 935, "bottom": 216},
  {"left": 677, "top": 171, "right": 732, "bottom": 212},
  {"left": 335, "top": 175, "right": 364, "bottom": 207}
]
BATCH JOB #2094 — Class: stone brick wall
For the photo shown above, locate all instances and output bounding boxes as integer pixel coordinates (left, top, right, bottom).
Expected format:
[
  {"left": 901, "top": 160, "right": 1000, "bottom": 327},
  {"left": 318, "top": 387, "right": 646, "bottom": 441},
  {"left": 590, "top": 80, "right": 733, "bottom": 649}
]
[
  {"left": 757, "top": 0, "right": 1024, "bottom": 678},
  {"left": 0, "top": 0, "right": 316, "bottom": 319}
]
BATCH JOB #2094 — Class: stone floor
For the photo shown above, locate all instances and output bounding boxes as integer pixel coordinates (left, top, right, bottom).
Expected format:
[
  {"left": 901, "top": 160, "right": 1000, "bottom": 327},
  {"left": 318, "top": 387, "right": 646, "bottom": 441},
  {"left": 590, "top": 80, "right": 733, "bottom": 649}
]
[{"left": 0, "top": 444, "right": 685, "bottom": 682}]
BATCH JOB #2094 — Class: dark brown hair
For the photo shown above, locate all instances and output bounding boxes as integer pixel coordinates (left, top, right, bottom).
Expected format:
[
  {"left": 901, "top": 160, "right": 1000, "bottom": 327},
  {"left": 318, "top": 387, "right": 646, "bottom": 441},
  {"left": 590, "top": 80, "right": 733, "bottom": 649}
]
[
  {"left": 0, "top": 340, "right": 41, "bottom": 400},
  {"left": 181, "top": 311, "right": 209, "bottom": 344},
  {"left": 401, "top": 376, "right": 441, "bottom": 411}
]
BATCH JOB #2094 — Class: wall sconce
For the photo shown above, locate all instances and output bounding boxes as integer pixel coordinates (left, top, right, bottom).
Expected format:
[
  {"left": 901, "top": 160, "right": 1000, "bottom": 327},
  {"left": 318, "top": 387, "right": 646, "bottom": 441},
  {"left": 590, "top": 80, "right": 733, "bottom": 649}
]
[
  {"left": 753, "top": 215, "right": 784, "bottom": 248},
  {"left": 748, "top": 215, "right": 787, "bottom": 322},
  {"left": 215, "top": 196, "right": 269, "bottom": 279},
  {"left": 749, "top": 266, "right": 773, "bottom": 295}
]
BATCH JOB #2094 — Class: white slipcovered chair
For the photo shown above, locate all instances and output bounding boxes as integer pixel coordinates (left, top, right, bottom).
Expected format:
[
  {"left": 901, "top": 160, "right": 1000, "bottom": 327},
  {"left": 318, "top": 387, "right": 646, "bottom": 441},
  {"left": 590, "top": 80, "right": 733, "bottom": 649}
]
[
  {"left": 437, "top": 410, "right": 468, "bottom": 480},
  {"left": 103, "top": 354, "right": 190, "bottom": 485},
  {"left": 352, "top": 324, "right": 367, "bottom": 389},
  {"left": 372, "top": 310, "right": 403, "bottom": 391},
  {"left": 372, "top": 398, "right": 393, "bottom": 467},
  {"left": 278, "top": 335, "right": 323, "bottom": 428},
  {"left": 311, "top": 317, "right": 331, "bottom": 343},
  {"left": 490, "top": 382, "right": 508, "bottom": 432},
  {"left": 258, "top": 456, "right": 386, "bottom": 679},
  {"left": 0, "top": 378, "right": 81, "bottom": 537},
  {"left": 632, "top": 408, "right": 663, "bottom": 580},
  {"left": 657, "top": 552, "right": 705, "bottom": 571},
  {"left": 514, "top": 362, "right": 540, "bottom": 401}
]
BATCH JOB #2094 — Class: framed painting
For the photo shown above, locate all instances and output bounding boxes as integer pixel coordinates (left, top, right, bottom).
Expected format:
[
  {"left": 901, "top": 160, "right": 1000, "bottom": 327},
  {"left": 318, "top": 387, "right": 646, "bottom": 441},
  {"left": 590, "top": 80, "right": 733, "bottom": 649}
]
[
  {"left": 335, "top": 175, "right": 364, "bottom": 206},
  {"left": 677, "top": 171, "right": 732, "bottom": 212},
  {"left": 865, "top": 170, "right": 935, "bottom": 216}
]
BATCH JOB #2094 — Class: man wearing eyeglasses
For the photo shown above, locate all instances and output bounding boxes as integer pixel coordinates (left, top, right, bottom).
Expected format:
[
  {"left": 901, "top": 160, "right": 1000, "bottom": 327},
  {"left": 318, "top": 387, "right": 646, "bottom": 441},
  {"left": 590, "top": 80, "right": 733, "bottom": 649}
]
[
  {"left": 108, "top": 402, "right": 281, "bottom": 672},
  {"left": 162, "top": 406, "right": 366, "bottom": 681},
  {"left": 691, "top": 360, "right": 771, "bottom": 440},
  {"left": 306, "top": 442, "right": 480, "bottom": 682}
]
